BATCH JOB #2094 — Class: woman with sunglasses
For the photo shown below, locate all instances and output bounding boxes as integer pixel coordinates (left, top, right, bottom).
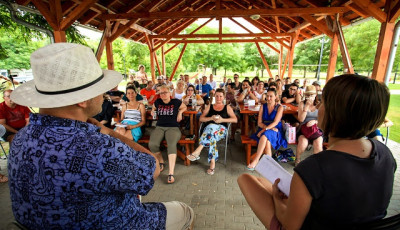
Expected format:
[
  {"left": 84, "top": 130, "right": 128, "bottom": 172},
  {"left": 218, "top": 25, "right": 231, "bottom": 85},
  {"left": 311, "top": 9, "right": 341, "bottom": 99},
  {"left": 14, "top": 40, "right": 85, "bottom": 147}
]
[
  {"left": 149, "top": 85, "right": 187, "bottom": 184},
  {"left": 182, "top": 85, "right": 204, "bottom": 106}
]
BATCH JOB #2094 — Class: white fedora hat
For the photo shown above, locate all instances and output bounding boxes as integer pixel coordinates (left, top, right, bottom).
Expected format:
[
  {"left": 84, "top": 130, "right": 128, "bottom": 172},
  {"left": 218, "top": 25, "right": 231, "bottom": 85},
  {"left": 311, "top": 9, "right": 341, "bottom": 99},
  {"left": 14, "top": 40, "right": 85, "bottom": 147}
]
[{"left": 11, "top": 43, "right": 122, "bottom": 108}]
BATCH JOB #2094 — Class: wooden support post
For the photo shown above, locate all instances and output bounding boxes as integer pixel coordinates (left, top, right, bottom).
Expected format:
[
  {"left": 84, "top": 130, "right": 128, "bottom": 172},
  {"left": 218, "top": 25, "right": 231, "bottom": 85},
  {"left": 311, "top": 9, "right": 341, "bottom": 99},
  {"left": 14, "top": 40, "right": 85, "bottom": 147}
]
[
  {"left": 281, "top": 50, "right": 289, "bottom": 78},
  {"left": 154, "top": 51, "right": 162, "bottom": 76},
  {"left": 255, "top": 42, "right": 273, "bottom": 78},
  {"left": 53, "top": 30, "right": 66, "bottom": 42},
  {"left": 105, "top": 39, "right": 114, "bottom": 70},
  {"left": 144, "top": 33, "right": 156, "bottom": 82},
  {"left": 336, "top": 18, "right": 354, "bottom": 74},
  {"left": 288, "top": 31, "right": 299, "bottom": 79},
  {"left": 326, "top": 32, "right": 339, "bottom": 81},
  {"left": 170, "top": 44, "right": 188, "bottom": 81},
  {"left": 372, "top": 22, "right": 395, "bottom": 82},
  {"left": 278, "top": 45, "right": 283, "bottom": 78},
  {"left": 162, "top": 46, "right": 166, "bottom": 76}
]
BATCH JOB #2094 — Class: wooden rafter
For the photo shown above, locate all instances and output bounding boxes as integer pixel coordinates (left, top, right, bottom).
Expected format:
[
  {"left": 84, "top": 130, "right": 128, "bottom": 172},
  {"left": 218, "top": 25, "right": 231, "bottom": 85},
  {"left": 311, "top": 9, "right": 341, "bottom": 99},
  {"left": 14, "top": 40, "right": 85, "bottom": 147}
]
[
  {"left": 389, "top": 0, "right": 400, "bottom": 23},
  {"left": 345, "top": 3, "right": 369, "bottom": 19},
  {"left": 60, "top": 0, "right": 96, "bottom": 30},
  {"left": 150, "top": 33, "right": 292, "bottom": 39},
  {"left": 170, "top": 44, "right": 188, "bottom": 80},
  {"left": 255, "top": 42, "right": 273, "bottom": 78},
  {"left": 31, "top": 0, "right": 58, "bottom": 29},
  {"left": 352, "top": 0, "right": 386, "bottom": 23},
  {"left": 168, "top": 39, "right": 276, "bottom": 43},
  {"left": 102, "top": 7, "right": 347, "bottom": 21}
]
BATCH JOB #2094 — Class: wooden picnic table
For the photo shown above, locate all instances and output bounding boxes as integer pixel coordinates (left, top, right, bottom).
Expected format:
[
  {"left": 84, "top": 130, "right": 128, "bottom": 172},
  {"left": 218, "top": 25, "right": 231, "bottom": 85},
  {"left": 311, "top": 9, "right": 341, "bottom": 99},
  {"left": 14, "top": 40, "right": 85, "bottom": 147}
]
[{"left": 239, "top": 103, "right": 298, "bottom": 136}]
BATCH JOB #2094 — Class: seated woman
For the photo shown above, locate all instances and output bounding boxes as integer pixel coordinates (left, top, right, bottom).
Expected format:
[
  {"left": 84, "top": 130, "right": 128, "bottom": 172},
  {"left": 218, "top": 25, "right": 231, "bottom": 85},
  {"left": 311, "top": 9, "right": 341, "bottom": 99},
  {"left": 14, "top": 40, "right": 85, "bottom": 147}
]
[
  {"left": 238, "top": 74, "right": 395, "bottom": 230},
  {"left": 254, "top": 81, "right": 267, "bottom": 103},
  {"left": 186, "top": 89, "right": 237, "bottom": 175},
  {"left": 115, "top": 85, "right": 146, "bottom": 142},
  {"left": 182, "top": 85, "right": 204, "bottom": 106},
  {"left": 93, "top": 94, "right": 114, "bottom": 128},
  {"left": 367, "top": 118, "right": 393, "bottom": 143},
  {"left": 247, "top": 88, "right": 287, "bottom": 170},
  {"left": 172, "top": 80, "right": 185, "bottom": 100},
  {"left": 149, "top": 85, "right": 187, "bottom": 184},
  {"left": 295, "top": 85, "right": 323, "bottom": 166},
  {"left": 237, "top": 80, "right": 257, "bottom": 103}
]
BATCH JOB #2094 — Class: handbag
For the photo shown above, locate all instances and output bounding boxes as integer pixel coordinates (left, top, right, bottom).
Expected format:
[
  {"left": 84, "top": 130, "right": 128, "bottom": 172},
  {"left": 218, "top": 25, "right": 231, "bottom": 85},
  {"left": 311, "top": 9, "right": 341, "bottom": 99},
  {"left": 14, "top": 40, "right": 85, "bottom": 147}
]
[{"left": 300, "top": 123, "right": 321, "bottom": 140}]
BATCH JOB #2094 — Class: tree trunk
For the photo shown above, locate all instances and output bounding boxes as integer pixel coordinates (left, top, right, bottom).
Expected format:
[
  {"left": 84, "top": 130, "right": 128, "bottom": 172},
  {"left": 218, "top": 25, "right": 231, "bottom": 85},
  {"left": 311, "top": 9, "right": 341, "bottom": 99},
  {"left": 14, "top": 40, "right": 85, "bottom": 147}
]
[
  {"left": 303, "top": 66, "right": 307, "bottom": 78},
  {"left": 224, "top": 68, "right": 227, "bottom": 77}
]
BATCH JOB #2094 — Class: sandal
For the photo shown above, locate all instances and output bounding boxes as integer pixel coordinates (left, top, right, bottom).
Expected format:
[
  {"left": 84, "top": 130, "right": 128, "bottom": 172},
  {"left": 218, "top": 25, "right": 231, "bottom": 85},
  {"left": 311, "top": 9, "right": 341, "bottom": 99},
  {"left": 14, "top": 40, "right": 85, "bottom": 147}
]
[
  {"left": 187, "top": 154, "right": 200, "bottom": 161},
  {"left": 246, "top": 165, "right": 256, "bottom": 171},
  {"left": 167, "top": 174, "right": 175, "bottom": 184},
  {"left": 294, "top": 159, "right": 301, "bottom": 167},
  {"left": 0, "top": 174, "right": 8, "bottom": 183},
  {"left": 159, "top": 163, "right": 165, "bottom": 172},
  {"left": 207, "top": 168, "right": 215, "bottom": 175}
]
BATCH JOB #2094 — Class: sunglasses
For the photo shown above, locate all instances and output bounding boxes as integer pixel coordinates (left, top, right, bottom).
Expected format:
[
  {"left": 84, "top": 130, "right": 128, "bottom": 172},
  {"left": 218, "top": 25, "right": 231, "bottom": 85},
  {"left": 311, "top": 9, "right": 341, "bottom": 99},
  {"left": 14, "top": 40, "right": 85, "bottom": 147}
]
[{"left": 160, "top": 91, "right": 169, "bottom": 95}]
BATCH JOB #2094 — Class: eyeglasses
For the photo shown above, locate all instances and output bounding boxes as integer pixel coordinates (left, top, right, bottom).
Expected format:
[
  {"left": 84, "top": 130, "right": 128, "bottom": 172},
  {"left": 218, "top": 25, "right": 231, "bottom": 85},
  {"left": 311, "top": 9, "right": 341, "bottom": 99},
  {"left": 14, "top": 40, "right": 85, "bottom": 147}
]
[
  {"left": 160, "top": 91, "right": 169, "bottom": 95},
  {"left": 234, "top": 77, "right": 238, "bottom": 79},
  {"left": 4, "top": 95, "right": 10, "bottom": 98},
  {"left": 289, "top": 88, "right": 297, "bottom": 91},
  {"left": 187, "top": 89, "right": 194, "bottom": 91}
]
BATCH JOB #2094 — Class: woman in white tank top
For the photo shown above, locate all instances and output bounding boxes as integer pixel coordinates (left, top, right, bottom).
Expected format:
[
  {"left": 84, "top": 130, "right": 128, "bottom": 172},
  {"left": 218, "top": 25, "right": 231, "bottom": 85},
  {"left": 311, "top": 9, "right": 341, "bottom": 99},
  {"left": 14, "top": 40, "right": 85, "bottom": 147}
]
[
  {"left": 115, "top": 85, "right": 146, "bottom": 142},
  {"left": 172, "top": 80, "right": 185, "bottom": 100}
]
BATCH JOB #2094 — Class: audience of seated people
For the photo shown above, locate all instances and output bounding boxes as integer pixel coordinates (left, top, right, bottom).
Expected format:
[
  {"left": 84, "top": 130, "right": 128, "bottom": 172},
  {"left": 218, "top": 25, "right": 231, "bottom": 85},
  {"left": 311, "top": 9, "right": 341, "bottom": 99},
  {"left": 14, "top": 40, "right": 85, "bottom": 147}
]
[{"left": 5, "top": 64, "right": 396, "bottom": 229}]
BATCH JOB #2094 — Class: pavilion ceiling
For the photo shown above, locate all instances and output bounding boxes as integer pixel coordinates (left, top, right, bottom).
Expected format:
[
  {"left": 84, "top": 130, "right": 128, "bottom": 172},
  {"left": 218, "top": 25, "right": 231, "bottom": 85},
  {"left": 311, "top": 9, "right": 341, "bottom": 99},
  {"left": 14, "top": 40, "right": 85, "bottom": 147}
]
[{"left": 11, "top": 0, "right": 391, "bottom": 46}]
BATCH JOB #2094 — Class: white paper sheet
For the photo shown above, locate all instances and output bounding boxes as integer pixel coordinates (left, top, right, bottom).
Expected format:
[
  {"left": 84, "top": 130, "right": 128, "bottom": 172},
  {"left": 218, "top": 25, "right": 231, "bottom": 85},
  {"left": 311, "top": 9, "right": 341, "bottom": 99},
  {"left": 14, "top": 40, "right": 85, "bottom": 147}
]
[{"left": 255, "top": 155, "right": 293, "bottom": 196}]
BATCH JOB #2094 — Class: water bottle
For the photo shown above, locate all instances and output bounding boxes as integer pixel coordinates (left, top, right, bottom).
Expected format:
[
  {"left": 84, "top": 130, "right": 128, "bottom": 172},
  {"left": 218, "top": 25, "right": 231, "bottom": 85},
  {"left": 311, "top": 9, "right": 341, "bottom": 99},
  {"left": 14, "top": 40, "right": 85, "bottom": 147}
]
[
  {"left": 244, "top": 99, "right": 249, "bottom": 110},
  {"left": 198, "top": 80, "right": 202, "bottom": 94},
  {"left": 193, "top": 98, "right": 197, "bottom": 107}
]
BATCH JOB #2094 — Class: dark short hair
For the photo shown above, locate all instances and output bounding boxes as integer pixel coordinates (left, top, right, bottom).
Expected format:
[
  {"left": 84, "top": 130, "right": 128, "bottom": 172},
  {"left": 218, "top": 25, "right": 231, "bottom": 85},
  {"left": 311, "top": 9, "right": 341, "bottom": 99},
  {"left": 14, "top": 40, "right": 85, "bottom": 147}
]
[
  {"left": 267, "top": 88, "right": 277, "bottom": 95},
  {"left": 228, "top": 83, "right": 235, "bottom": 88},
  {"left": 251, "top": 76, "right": 260, "bottom": 85},
  {"left": 268, "top": 82, "right": 277, "bottom": 88},
  {"left": 289, "top": 83, "right": 299, "bottom": 89},
  {"left": 321, "top": 74, "right": 389, "bottom": 139},
  {"left": 215, "top": 88, "right": 225, "bottom": 96},
  {"left": 126, "top": 85, "right": 137, "bottom": 93}
]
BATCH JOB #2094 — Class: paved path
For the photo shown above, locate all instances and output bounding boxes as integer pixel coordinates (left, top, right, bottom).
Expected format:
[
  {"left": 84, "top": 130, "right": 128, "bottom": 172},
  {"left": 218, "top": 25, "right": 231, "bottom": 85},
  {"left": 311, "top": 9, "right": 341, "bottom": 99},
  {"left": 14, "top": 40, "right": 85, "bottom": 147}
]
[{"left": 0, "top": 135, "right": 399, "bottom": 229}]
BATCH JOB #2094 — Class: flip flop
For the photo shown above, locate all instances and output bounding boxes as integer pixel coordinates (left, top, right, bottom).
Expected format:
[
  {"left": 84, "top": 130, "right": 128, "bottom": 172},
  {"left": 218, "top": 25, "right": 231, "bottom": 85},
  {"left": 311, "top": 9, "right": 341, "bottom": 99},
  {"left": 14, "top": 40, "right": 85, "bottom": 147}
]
[
  {"left": 0, "top": 175, "right": 8, "bottom": 183},
  {"left": 187, "top": 154, "right": 200, "bottom": 161},
  {"left": 167, "top": 174, "right": 175, "bottom": 184},
  {"left": 206, "top": 168, "right": 215, "bottom": 175},
  {"left": 159, "top": 163, "right": 165, "bottom": 172},
  {"left": 246, "top": 165, "right": 255, "bottom": 171}
]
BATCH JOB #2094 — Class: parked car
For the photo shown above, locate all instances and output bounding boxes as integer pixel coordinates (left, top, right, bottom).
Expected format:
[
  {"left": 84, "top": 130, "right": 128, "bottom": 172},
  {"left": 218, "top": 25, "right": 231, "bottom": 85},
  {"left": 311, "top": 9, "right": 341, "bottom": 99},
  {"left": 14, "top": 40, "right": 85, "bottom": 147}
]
[{"left": 9, "top": 69, "right": 33, "bottom": 83}]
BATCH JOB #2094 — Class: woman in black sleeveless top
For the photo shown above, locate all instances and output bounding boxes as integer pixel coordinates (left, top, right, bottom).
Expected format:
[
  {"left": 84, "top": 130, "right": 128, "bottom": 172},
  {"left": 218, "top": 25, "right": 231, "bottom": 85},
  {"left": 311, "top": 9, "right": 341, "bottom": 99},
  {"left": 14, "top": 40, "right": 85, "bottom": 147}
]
[{"left": 187, "top": 89, "right": 237, "bottom": 175}]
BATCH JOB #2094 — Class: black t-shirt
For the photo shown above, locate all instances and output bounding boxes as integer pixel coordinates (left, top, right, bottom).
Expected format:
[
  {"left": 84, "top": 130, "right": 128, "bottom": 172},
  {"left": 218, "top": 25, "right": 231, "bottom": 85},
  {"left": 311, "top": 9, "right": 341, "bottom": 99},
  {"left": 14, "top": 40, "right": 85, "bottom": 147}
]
[
  {"left": 93, "top": 99, "right": 114, "bottom": 128},
  {"left": 154, "top": 98, "right": 182, "bottom": 127},
  {"left": 281, "top": 90, "right": 295, "bottom": 103},
  {"left": 204, "top": 105, "right": 229, "bottom": 128},
  {"left": 294, "top": 139, "right": 396, "bottom": 230}
]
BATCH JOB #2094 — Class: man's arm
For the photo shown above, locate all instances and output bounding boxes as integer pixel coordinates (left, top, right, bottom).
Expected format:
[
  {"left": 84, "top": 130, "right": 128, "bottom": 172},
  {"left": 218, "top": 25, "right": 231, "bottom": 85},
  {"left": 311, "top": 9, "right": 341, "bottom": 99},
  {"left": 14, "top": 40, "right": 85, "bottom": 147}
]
[
  {"left": 87, "top": 118, "right": 160, "bottom": 179},
  {"left": 0, "top": 119, "right": 18, "bottom": 133}
]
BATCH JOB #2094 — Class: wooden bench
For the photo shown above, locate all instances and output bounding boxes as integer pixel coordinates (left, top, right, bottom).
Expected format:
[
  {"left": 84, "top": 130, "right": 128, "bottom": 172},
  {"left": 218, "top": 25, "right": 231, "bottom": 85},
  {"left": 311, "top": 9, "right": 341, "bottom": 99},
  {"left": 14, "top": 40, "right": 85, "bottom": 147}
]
[
  {"left": 241, "top": 135, "right": 258, "bottom": 166},
  {"left": 138, "top": 135, "right": 195, "bottom": 166}
]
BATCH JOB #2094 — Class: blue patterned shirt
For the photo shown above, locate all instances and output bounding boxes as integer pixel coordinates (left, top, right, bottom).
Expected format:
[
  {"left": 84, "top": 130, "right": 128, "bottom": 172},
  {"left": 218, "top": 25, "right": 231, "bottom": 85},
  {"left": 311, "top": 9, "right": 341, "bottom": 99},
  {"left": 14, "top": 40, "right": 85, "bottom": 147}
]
[{"left": 8, "top": 113, "right": 166, "bottom": 229}]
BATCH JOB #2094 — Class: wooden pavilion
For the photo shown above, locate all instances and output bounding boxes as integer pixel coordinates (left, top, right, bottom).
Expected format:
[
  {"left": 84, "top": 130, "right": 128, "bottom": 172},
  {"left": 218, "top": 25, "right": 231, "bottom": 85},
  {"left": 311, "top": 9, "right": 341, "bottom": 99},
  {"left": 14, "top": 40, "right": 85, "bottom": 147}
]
[{"left": 8, "top": 0, "right": 400, "bottom": 83}]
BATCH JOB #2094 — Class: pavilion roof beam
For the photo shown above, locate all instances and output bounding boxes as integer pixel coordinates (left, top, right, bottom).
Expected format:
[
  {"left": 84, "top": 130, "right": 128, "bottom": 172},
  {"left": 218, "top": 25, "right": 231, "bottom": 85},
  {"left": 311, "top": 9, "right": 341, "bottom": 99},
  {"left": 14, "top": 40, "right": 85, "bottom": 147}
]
[
  {"left": 150, "top": 33, "right": 293, "bottom": 39},
  {"left": 344, "top": 3, "right": 369, "bottom": 19},
  {"left": 109, "top": 0, "right": 162, "bottom": 42},
  {"left": 243, "top": 18, "right": 290, "bottom": 49},
  {"left": 271, "top": 0, "right": 280, "bottom": 33},
  {"left": 153, "top": 18, "right": 213, "bottom": 51},
  {"left": 278, "top": 0, "right": 334, "bottom": 38},
  {"left": 126, "top": 0, "right": 196, "bottom": 40},
  {"left": 101, "top": 7, "right": 347, "bottom": 21},
  {"left": 389, "top": 1, "right": 400, "bottom": 23},
  {"left": 135, "top": 1, "right": 213, "bottom": 43},
  {"left": 60, "top": 0, "right": 97, "bottom": 30},
  {"left": 132, "top": 0, "right": 198, "bottom": 38},
  {"left": 167, "top": 38, "right": 277, "bottom": 43},
  {"left": 351, "top": 0, "right": 386, "bottom": 23}
]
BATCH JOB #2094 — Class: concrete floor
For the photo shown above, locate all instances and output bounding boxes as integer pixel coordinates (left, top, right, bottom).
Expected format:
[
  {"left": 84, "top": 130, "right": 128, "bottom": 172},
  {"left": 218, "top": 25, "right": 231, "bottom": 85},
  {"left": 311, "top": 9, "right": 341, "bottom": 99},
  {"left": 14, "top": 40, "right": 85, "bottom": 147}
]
[{"left": 0, "top": 136, "right": 399, "bottom": 230}]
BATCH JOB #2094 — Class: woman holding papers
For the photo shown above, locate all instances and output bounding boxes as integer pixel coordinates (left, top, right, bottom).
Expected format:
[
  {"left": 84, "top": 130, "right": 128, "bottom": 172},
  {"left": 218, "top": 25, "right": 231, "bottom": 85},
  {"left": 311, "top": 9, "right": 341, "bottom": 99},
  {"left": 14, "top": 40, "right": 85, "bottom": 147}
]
[
  {"left": 238, "top": 74, "right": 395, "bottom": 230},
  {"left": 187, "top": 89, "right": 237, "bottom": 175},
  {"left": 247, "top": 88, "right": 287, "bottom": 170}
]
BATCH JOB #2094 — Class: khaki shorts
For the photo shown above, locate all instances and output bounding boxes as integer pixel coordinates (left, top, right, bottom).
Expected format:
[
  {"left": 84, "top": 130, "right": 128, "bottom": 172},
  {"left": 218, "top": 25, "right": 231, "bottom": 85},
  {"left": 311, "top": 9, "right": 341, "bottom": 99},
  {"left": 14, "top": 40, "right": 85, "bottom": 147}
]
[{"left": 163, "top": 201, "right": 194, "bottom": 230}]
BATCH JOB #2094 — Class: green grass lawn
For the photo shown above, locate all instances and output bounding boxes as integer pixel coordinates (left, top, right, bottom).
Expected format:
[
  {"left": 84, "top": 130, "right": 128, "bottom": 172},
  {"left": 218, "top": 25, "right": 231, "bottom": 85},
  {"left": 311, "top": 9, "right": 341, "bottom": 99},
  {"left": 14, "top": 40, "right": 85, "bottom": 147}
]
[
  {"left": 388, "top": 83, "right": 400, "bottom": 90},
  {"left": 382, "top": 95, "right": 400, "bottom": 143}
]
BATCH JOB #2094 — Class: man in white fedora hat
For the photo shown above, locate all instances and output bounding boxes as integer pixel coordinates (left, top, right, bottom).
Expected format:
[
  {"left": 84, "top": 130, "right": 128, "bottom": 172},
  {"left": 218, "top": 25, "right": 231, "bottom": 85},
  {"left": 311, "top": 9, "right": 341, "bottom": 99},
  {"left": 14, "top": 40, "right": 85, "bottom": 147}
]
[{"left": 8, "top": 43, "right": 194, "bottom": 229}]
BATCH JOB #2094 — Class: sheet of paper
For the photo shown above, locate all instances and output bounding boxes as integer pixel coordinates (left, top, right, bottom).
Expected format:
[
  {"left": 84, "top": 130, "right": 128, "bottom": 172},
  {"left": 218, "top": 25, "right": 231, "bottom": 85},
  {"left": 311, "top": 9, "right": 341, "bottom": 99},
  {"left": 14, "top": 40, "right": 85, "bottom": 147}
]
[{"left": 255, "top": 155, "right": 293, "bottom": 196}]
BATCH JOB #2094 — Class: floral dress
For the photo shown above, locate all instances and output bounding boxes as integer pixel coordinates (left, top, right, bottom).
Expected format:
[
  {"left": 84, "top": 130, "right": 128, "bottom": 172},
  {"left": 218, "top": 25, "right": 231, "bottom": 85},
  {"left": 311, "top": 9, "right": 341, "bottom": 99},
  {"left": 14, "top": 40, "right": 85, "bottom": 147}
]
[{"left": 199, "top": 124, "right": 227, "bottom": 162}]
